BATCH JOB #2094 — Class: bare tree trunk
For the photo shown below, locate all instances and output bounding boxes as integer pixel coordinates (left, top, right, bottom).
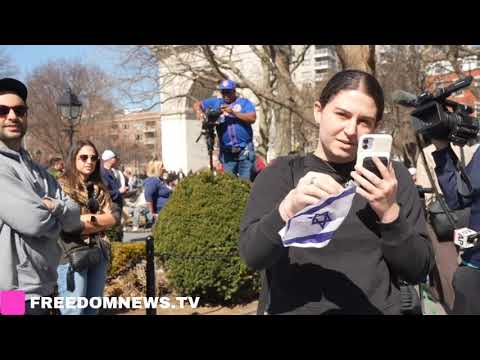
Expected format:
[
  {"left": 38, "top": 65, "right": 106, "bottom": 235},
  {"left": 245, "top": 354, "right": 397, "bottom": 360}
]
[
  {"left": 271, "top": 45, "right": 294, "bottom": 156},
  {"left": 255, "top": 61, "right": 273, "bottom": 159},
  {"left": 257, "top": 102, "right": 272, "bottom": 159},
  {"left": 272, "top": 102, "right": 292, "bottom": 156},
  {"left": 336, "top": 45, "right": 376, "bottom": 75}
]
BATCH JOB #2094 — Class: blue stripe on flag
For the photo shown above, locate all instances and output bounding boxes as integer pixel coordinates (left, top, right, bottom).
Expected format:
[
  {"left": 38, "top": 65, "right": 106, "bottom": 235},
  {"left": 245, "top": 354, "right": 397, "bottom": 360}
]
[
  {"left": 283, "top": 230, "right": 336, "bottom": 246},
  {"left": 291, "top": 186, "right": 356, "bottom": 220}
]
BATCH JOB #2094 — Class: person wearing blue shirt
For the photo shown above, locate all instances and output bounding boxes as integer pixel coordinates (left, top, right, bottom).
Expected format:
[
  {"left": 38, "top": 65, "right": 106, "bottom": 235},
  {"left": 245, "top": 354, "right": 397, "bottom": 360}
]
[
  {"left": 431, "top": 139, "right": 480, "bottom": 314},
  {"left": 144, "top": 160, "right": 171, "bottom": 221},
  {"left": 193, "top": 79, "right": 257, "bottom": 180}
]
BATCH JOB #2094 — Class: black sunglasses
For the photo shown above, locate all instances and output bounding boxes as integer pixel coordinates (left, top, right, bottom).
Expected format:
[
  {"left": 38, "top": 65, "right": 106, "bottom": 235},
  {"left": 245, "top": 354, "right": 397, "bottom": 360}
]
[
  {"left": 78, "top": 154, "right": 99, "bottom": 162},
  {"left": 0, "top": 105, "right": 28, "bottom": 117}
]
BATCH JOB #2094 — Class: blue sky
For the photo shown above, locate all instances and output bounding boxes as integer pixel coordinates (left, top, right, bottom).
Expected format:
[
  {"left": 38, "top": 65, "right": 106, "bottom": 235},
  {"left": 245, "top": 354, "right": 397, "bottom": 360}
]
[
  {"left": 0, "top": 45, "right": 158, "bottom": 110},
  {"left": 1, "top": 45, "right": 115, "bottom": 81}
]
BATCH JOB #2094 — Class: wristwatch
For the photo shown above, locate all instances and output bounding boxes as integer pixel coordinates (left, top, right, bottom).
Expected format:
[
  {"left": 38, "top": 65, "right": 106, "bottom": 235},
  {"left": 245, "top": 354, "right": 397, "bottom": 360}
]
[{"left": 90, "top": 215, "right": 97, "bottom": 224}]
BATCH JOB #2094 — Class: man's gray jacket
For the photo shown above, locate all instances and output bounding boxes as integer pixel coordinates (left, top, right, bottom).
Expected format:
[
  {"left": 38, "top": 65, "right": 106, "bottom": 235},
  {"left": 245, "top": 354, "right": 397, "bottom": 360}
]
[{"left": 0, "top": 144, "right": 81, "bottom": 299}]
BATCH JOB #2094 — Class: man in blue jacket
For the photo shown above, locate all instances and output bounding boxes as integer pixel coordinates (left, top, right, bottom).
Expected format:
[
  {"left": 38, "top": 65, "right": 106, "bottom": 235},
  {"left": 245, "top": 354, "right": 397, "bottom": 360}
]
[
  {"left": 101, "top": 149, "right": 128, "bottom": 241},
  {"left": 432, "top": 138, "right": 480, "bottom": 314},
  {"left": 193, "top": 80, "right": 257, "bottom": 180},
  {"left": 100, "top": 149, "right": 128, "bottom": 210}
]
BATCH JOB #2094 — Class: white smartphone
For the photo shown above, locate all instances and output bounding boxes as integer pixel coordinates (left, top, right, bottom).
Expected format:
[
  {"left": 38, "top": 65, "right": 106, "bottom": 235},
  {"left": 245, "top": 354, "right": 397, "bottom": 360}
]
[{"left": 355, "top": 134, "right": 393, "bottom": 178}]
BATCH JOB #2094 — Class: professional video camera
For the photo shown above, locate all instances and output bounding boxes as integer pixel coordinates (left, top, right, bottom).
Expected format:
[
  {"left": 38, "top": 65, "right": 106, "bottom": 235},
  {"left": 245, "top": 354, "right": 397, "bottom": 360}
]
[
  {"left": 195, "top": 107, "right": 223, "bottom": 171},
  {"left": 394, "top": 76, "right": 480, "bottom": 146}
]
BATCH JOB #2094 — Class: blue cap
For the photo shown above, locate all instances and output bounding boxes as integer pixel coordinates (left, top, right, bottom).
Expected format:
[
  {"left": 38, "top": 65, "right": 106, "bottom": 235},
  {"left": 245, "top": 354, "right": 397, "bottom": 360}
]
[{"left": 219, "top": 79, "right": 236, "bottom": 90}]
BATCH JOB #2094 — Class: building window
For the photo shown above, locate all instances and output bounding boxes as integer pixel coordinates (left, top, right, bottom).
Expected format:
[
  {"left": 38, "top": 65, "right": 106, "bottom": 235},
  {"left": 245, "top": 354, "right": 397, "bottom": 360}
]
[
  {"left": 111, "top": 124, "right": 118, "bottom": 129},
  {"left": 136, "top": 135, "right": 142, "bottom": 141},
  {"left": 475, "top": 102, "right": 480, "bottom": 118},
  {"left": 123, "top": 124, "right": 128, "bottom": 129}
]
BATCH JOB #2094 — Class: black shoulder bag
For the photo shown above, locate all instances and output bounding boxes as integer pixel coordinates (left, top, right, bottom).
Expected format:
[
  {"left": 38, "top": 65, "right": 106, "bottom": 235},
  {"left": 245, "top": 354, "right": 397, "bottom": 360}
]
[
  {"left": 61, "top": 182, "right": 107, "bottom": 292},
  {"left": 417, "top": 134, "right": 473, "bottom": 241}
]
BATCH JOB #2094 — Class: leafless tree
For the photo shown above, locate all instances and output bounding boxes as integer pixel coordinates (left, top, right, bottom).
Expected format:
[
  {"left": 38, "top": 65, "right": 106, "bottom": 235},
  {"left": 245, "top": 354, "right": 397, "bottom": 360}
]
[
  {"left": 109, "top": 45, "right": 383, "bottom": 158},
  {"left": 109, "top": 45, "right": 318, "bottom": 158},
  {"left": 336, "top": 45, "right": 376, "bottom": 75},
  {"left": 375, "top": 45, "right": 431, "bottom": 166},
  {"left": 24, "top": 60, "right": 117, "bottom": 161},
  {"left": 0, "top": 49, "right": 17, "bottom": 78},
  {"left": 420, "top": 45, "right": 480, "bottom": 98}
]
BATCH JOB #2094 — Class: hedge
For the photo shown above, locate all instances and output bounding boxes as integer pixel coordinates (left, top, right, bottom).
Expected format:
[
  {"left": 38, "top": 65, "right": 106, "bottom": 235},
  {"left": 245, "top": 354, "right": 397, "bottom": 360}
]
[{"left": 154, "top": 171, "right": 260, "bottom": 304}]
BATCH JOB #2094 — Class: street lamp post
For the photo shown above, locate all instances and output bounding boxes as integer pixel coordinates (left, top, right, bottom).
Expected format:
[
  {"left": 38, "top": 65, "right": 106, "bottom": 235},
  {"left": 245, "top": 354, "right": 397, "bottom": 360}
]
[{"left": 56, "top": 87, "right": 83, "bottom": 150}]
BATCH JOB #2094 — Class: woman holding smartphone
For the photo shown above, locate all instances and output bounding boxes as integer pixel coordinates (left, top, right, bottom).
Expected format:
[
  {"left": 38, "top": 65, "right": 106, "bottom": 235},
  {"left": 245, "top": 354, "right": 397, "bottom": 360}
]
[{"left": 240, "top": 70, "right": 434, "bottom": 315}]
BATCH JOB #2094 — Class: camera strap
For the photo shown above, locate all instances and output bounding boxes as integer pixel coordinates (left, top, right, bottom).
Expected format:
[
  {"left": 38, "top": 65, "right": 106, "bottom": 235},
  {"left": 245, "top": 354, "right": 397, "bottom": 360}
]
[{"left": 416, "top": 134, "right": 457, "bottom": 229}]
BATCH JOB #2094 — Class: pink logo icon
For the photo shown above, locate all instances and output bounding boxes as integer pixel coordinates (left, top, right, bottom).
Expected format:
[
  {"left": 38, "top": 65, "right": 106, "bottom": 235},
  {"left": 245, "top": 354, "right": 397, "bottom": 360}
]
[{"left": 0, "top": 291, "right": 26, "bottom": 315}]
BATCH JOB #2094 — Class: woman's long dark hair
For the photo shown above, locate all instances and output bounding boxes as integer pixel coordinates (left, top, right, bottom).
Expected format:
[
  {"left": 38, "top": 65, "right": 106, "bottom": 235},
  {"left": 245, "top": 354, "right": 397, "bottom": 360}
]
[
  {"left": 319, "top": 69, "right": 384, "bottom": 122},
  {"left": 62, "top": 140, "right": 105, "bottom": 192}
]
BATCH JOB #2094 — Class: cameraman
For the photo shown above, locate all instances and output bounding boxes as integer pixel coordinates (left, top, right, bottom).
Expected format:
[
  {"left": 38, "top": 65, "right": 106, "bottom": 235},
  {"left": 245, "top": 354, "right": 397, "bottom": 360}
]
[
  {"left": 431, "top": 139, "right": 480, "bottom": 314},
  {"left": 193, "top": 80, "right": 257, "bottom": 180}
]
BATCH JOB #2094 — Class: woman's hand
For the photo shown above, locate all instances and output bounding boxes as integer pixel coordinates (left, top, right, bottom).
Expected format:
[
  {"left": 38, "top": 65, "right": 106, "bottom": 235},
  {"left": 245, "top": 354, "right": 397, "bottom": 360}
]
[
  {"left": 278, "top": 171, "right": 344, "bottom": 222},
  {"left": 350, "top": 157, "right": 400, "bottom": 223}
]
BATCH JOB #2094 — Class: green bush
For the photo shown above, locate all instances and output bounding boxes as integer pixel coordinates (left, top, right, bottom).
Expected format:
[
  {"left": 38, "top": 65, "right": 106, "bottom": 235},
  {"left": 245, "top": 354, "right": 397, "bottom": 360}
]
[
  {"left": 108, "top": 242, "right": 146, "bottom": 278},
  {"left": 154, "top": 171, "right": 260, "bottom": 304}
]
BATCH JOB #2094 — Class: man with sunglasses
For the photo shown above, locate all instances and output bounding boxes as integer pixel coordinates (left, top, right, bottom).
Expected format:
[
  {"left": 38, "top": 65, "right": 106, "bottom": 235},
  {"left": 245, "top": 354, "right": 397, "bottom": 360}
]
[
  {"left": 0, "top": 78, "right": 83, "bottom": 314},
  {"left": 193, "top": 79, "right": 257, "bottom": 180}
]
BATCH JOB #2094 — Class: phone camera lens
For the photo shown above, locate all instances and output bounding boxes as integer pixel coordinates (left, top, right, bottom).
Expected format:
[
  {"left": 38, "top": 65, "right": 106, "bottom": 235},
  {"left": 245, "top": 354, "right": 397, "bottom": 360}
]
[
  {"left": 362, "top": 144, "right": 368, "bottom": 149},
  {"left": 363, "top": 138, "right": 369, "bottom": 144}
]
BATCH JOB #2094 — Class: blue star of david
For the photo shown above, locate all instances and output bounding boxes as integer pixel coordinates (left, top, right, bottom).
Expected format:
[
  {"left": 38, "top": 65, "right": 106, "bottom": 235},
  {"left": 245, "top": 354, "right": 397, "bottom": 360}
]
[{"left": 311, "top": 211, "right": 332, "bottom": 229}]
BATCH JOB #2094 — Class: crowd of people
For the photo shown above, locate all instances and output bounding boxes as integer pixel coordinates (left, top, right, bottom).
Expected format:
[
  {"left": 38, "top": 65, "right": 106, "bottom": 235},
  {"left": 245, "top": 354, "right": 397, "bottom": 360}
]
[
  {"left": 0, "top": 77, "right": 184, "bottom": 314},
  {"left": 46, "top": 146, "right": 184, "bottom": 235},
  {"left": 2, "top": 70, "right": 480, "bottom": 315}
]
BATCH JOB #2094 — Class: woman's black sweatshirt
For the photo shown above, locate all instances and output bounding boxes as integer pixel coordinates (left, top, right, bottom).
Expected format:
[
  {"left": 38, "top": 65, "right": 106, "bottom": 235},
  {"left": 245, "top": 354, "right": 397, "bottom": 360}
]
[{"left": 239, "top": 153, "right": 434, "bottom": 315}]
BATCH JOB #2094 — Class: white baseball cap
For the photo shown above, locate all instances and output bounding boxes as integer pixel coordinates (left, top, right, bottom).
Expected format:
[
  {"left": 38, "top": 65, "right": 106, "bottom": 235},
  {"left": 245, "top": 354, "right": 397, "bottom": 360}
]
[
  {"left": 102, "top": 149, "right": 117, "bottom": 161},
  {"left": 408, "top": 167, "right": 417, "bottom": 176}
]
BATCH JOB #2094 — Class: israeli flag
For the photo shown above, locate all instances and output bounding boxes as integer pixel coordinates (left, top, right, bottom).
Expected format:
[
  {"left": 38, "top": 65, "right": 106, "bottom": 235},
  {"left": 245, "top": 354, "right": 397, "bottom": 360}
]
[{"left": 279, "top": 183, "right": 357, "bottom": 249}]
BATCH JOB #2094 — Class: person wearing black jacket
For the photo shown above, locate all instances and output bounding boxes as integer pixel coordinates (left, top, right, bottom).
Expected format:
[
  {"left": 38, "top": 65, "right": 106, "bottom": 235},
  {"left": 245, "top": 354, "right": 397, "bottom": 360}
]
[
  {"left": 240, "top": 70, "right": 434, "bottom": 315},
  {"left": 431, "top": 139, "right": 480, "bottom": 314}
]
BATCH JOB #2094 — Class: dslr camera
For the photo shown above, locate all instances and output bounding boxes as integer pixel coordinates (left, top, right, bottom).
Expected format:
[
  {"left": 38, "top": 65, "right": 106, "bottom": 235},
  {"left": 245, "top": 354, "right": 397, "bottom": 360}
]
[
  {"left": 202, "top": 107, "right": 222, "bottom": 128},
  {"left": 196, "top": 106, "right": 223, "bottom": 171}
]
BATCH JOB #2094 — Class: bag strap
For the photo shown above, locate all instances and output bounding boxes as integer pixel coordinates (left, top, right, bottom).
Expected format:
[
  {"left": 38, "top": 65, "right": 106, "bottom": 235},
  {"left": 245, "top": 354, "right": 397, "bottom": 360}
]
[
  {"left": 455, "top": 146, "right": 476, "bottom": 199},
  {"left": 290, "top": 155, "right": 306, "bottom": 187}
]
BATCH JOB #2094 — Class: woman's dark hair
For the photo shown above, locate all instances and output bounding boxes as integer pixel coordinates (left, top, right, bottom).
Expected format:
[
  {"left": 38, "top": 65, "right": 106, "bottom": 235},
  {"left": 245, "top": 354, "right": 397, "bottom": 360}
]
[
  {"left": 63, "top": 140, "right": 105, "bottom": 192},
  {"left": 319, "top": 70, "right": 384, "bottom": 121}
]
